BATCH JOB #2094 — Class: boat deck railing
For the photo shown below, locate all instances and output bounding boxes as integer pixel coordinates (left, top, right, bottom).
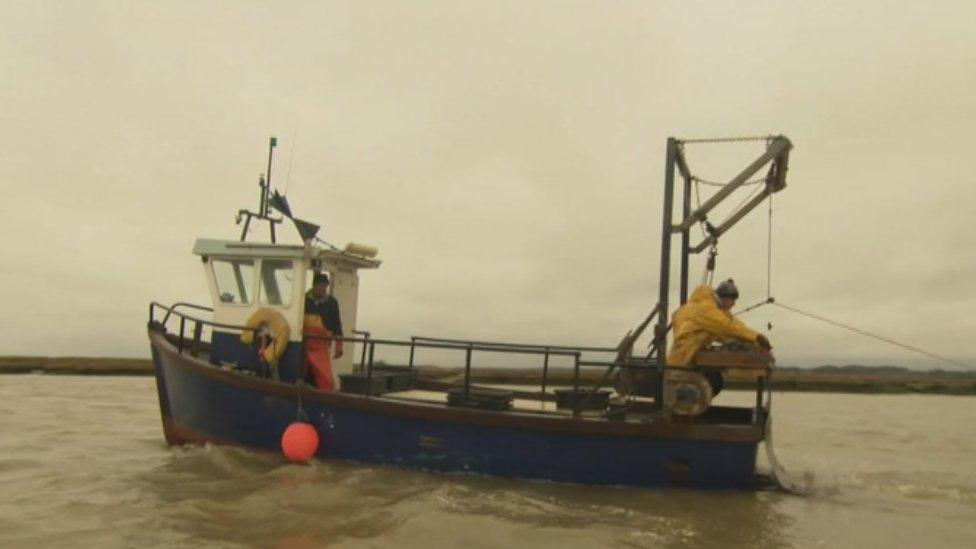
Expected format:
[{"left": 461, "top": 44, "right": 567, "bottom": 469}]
[
  {"left": 149, "top": 301, "right": 257, "bottom": 357},
  {"left": 148, "top": 301, "right": 666, "bottom": 417},
  {"left": 296, "top": 328, "right": 661, "bottom": 418},
  {"left": 149, "top": 301, "right": 769, "bottom": 421}
]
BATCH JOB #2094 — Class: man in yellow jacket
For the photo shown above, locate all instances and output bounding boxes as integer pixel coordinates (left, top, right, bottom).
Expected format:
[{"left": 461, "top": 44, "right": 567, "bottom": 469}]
[{"left": 668, "top": 279, "right": 772, "bottom": 369}]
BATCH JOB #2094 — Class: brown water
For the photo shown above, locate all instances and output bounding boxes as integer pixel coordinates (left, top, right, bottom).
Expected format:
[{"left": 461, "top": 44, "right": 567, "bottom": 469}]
[{"left": 1, "top": 375, "right": 974, "bottom": 548}]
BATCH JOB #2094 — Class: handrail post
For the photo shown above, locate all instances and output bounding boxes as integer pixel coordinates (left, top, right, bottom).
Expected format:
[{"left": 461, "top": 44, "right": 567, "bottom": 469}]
[
  {"left": 162, "top": 304, "right": 175, "bottom": 326},
  {"left": 365, "top": 341, "right": 376, "bottom": 397},
  {"left": 359, "top": 332, "right": 369, "bottom": 372},
  {"left": 177, "top": 316, "right": 186, "bottom": 354},
  {"left": 655, "top": 359, "right": 666, "bottom": 409},
  {"left": 540, "top": 347, "right": 550, "bottom": 410},
  {"left": 756, "top": 374, "right": 765, "bottom": 413},
  {"left": 190, "top": 321, "right": 203, "bottom": 357},
  {"left": 572, "top": 352, "right": 581, "bottom": 418},
  {"left": 463, "top": 344, "right": 473, "bottom": 401},
  {"left": 408, "top": 337, "right": 416, "bottom": 368}
]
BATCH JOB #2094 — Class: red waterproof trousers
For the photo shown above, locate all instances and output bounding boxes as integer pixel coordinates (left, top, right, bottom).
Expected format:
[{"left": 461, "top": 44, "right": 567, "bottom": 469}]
[{"left": 303, "top": 325, "right": 335, "bottom": 391}]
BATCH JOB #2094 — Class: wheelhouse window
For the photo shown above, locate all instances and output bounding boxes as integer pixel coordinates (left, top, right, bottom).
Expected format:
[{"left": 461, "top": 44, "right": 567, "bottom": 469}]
[
  {"left": 259, "top": 260, "right": 294, "bottom": 307},
  {"left": 212, "top": 259, "right": 255, "bottom": 305}
]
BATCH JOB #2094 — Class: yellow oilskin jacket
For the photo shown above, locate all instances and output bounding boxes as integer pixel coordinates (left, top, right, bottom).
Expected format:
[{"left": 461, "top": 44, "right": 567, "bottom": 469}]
[{"left": 667, "top": 285, "right": 760, "bottom": 367}]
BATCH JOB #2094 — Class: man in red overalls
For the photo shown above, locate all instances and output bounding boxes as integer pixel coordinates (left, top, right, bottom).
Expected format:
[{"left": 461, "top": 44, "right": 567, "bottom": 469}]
[{"left": 303, "top": 272, "right": 344, "bottom": 391}]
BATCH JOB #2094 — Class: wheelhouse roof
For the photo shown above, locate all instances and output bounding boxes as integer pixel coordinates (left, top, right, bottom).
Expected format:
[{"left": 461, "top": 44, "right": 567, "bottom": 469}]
[{"left": 193, "top": 238, "right": 381, "bottom": 269}]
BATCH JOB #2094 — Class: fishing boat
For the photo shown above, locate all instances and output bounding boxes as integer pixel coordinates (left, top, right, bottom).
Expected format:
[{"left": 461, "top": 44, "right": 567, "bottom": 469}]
[{"left": 148, "top": 135, "right": 798, "bottom": 490}]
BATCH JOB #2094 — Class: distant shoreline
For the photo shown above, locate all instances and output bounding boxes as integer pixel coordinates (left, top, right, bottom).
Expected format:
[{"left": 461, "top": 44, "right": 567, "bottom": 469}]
[
  {"left": 0, "top": 356, "right": 155, "bottom": 376},
  {"left": 2, "top": 356, "right": 974, "bottom": 395}
]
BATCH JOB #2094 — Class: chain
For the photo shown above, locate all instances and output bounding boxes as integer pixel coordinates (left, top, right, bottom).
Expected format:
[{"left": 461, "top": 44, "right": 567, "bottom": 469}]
[
  {"left": 691, "top": 176, "right": 767, "bottom": 188},
  {"left": 678, "top": 135, "right": 776, "bottom": 145}
]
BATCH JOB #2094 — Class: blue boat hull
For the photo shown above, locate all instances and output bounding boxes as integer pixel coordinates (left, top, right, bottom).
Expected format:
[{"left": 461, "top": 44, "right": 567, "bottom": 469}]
[{"left": 150, "top": 330, "right": 763, "bottom": 489}]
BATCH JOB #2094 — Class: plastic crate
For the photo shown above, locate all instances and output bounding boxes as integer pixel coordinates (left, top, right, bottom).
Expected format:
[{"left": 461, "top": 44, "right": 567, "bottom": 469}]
[
  {"left": 446, "top": 387, "right": 513, "bottom": 411},
  {"left": 553, "top": 389, "right": 611, "bottom": 411},
  {"left": 371, "top": 366, "right": 418, "bottom": 392},
  {"left": 338, "top": 373, "right": 390, "bottom": 395}
]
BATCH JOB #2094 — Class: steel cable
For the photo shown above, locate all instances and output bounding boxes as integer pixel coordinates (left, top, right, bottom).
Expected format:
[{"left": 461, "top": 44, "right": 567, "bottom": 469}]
[{"left": 772, "top": 302, "right": 974, "bottom": 371}]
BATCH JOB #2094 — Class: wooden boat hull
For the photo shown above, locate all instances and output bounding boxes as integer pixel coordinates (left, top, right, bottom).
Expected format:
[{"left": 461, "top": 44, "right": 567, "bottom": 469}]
[{"left": 150, "top": 329, "right": 763, "bottom": 489}]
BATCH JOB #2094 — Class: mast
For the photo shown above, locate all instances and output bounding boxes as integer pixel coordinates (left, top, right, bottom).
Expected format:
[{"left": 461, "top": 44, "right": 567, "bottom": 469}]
[
  {"left": 652, "top": 138, "right": 679, "bottom": 408},
  {"left": 236, "top": 136, "right": 283, "bottom": 243},
  {"left": 265, "top": 137, "right": 277, "bottom": 242}
]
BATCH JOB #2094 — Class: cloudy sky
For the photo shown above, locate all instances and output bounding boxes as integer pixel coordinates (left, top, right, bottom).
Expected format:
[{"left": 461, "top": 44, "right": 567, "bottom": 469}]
[{"left": 2, "top": 1, "right": 974, "bottom": 369}]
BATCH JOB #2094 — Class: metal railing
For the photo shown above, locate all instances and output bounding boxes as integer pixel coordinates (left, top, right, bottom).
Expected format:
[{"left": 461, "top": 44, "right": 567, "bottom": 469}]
[
  {"left": 147, "top": 302, "right": 664, "bottom": 418},
  {"left": 150, "top": 301, "right": 263, "bottom": 357},
  {"left": 408, "top": 335, "right": 636, "bottom": 410},
  {"left": 148, "top": 302, "right": 770, "bottom": 422},
  {"left": 352, "top": 336, "right": 588, "bottom": 415}
]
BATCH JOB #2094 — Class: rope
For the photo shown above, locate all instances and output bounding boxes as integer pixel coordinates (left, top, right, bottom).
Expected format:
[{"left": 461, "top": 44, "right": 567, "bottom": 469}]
[
  {"left": 767, "top": 193, "right": 773, "bottom": 300},
  {"left": 678, "top": 135, "right": 776, "bottom": 144},
  {"left": 772, "top": 302, "right": 974, "bottom": 371},
  {"left": 296, "top": 381, "right": 308, "bottom": 421},
  {"left": 693, "top": 180, "right": 709, "bottom": 240},
  {"left": 296, "top": 337, "right": 310, "bottom": 422},
  {"left": 691, "top": 179, "right": 717, "bottom": 286},
  {"left": 314, "top": 236, "right": 343, "bottom": 253},
  {"left": 720, "top": 181, "right": 764, "bottom": 228},
  {"left": 735, "top": 297, "right": 775, "bottom": 316},
  {"left": 691, "top": 176, "right": 766, "bottom": 188},
  {"left": 701, "top": 245, "right": 717, "bottom": 286}
]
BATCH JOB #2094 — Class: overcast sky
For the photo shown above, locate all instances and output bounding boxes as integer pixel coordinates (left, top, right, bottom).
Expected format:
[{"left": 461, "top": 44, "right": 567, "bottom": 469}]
[{"left": 2, "top": 1, "right": 974, "bottom": 369}]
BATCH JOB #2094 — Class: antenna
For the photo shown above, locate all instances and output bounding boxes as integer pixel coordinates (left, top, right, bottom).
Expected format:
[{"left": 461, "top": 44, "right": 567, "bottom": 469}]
[
  {"left": 236, "top": 136, "right": 283, "bottom": 243},
  {"left": 283, "top": 117, "right": 298, "bottom": 196},
  {"left": 264, "top": 136, "right": 277, "bottom": 215},
  {"left": 234, "top": 136, "right": 325, "bottom": 245}
]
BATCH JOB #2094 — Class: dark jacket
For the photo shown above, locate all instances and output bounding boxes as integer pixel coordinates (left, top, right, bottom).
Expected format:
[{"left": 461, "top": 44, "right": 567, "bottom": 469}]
[{"left": 304, "top": 290, "right": 343, "bottom": 335}]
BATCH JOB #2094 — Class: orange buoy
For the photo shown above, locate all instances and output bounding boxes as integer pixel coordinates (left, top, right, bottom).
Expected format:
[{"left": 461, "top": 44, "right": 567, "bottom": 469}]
[{"left": 281, "top": 422, "right": 319, "bottom": 463}]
